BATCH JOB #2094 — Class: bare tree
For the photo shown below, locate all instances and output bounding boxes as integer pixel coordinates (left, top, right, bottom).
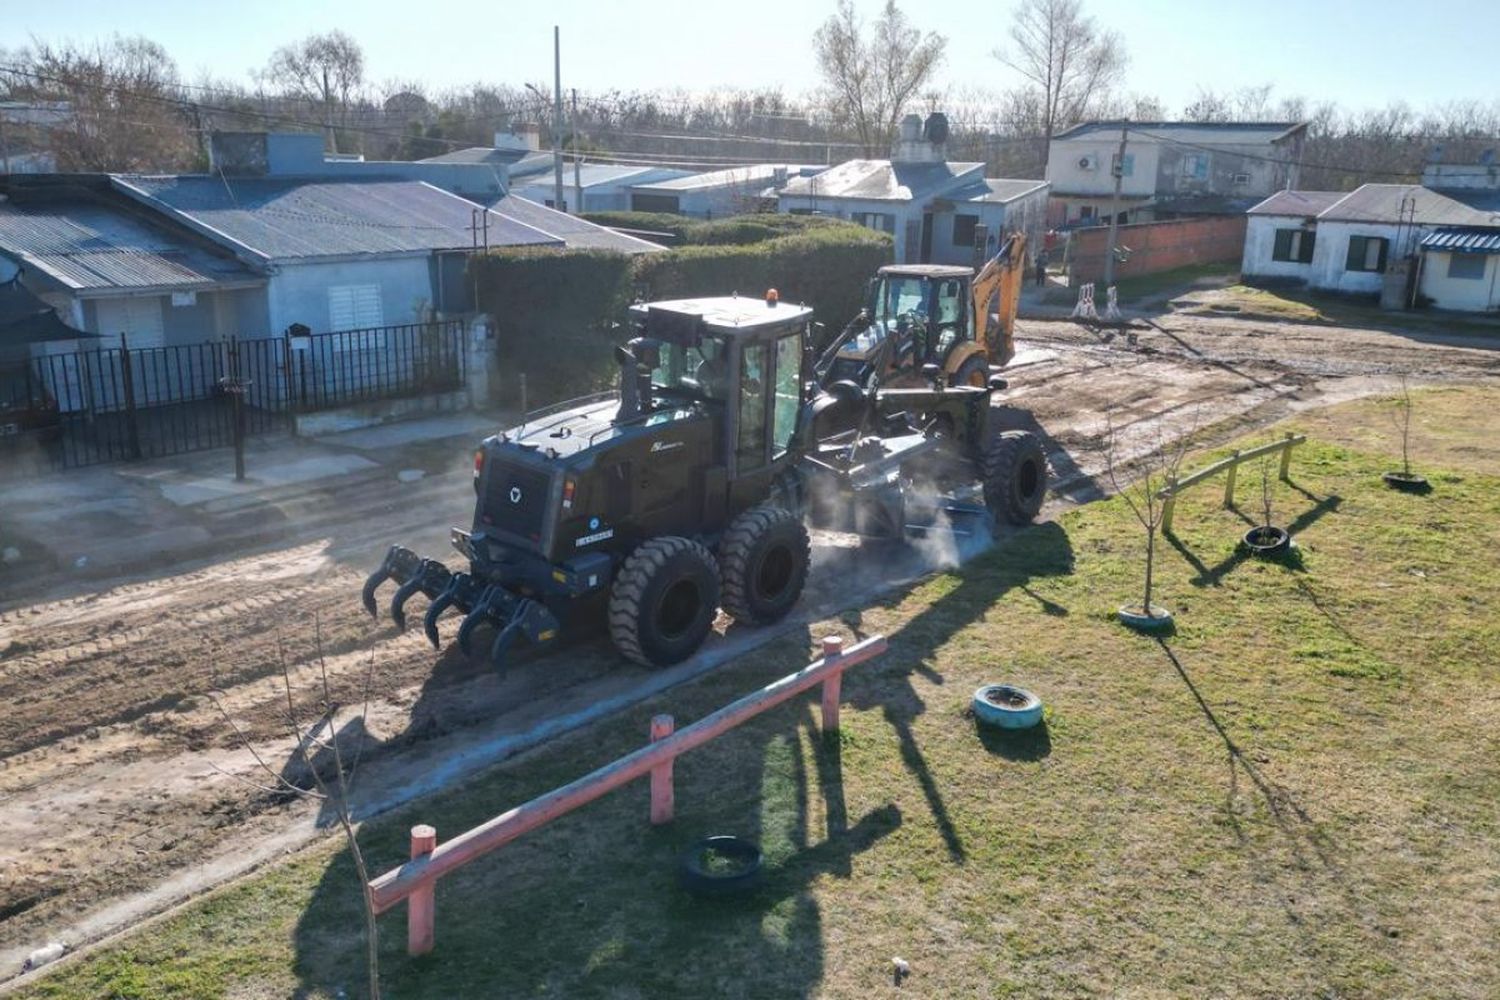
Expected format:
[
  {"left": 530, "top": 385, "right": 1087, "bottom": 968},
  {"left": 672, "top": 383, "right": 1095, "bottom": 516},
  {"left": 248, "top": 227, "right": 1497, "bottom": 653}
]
[
  {"left": 994, "top": 0, "right": 1127, "bottom": 169},
  {"left": 0, "top": 34, "right": 196, "bottom": 171},
  {"left": 208, "top": 626, "right": 381, "bottom": 1000},
  {"left": 813, "top": 0, "right": 946, "bottom": 156},
  {"left": 261, "top": 30, "right": 365, "bottom": 152},
  {"left": 1102, "top": 412, "right": 1194, "bottom": 621},
  {"left": 1255, "top": 454, "right": 1277, "bottom": 531},
  {"left": 1390, "top": 375, "right": 1414, "bottom": 478}
]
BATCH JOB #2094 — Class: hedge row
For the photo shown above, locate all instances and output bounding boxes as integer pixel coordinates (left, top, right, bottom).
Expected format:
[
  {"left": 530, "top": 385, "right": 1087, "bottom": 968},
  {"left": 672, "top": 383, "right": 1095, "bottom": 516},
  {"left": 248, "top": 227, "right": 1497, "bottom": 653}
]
[
  {"left": 579, "top": 211, "right": 844, "bottom": 246},
  {"left": 471, "top": 218, "right": 891, "bottom": 403}
]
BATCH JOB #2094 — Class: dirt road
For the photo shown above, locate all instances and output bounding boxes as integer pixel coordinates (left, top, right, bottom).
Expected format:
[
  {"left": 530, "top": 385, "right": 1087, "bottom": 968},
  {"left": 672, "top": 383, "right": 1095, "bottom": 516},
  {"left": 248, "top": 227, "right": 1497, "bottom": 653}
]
[{"left": 0, "top": 309, "right": 1495, "bottom": 975}]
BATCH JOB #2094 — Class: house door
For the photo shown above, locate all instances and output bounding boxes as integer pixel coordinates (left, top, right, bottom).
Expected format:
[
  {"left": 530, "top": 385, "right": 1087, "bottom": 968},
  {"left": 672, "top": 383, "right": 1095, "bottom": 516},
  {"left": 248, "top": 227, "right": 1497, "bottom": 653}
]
[{"left": 919, "top": 213, "right": 934, "bottom": 263}]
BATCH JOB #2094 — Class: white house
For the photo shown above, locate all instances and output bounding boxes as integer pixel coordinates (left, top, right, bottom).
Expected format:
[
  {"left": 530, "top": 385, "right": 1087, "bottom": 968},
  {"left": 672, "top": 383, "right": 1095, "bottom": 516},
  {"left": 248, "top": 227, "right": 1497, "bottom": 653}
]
[
  {"left": 1242, "top": 177, "right": 1500, "bottom": 311},
  {"left": 776, "top": 113, "right": 1050, "bottom": 265},
  {"left": 1047, "top": 121, "right": 1307, "bottom": 227}
]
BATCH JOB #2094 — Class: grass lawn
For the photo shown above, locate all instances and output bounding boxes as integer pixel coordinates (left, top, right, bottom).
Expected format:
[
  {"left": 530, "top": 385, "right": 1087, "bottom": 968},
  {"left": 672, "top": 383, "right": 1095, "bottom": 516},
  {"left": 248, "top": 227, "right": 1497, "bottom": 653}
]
[
  {"left": 1111, "top": 262, "right": 1237, "bottom": 304},
  {"left": 17, "top": 387, "right": 1500, "bottom": 999},
  {"left": 1175, "top": 284, "right": 1500, "bottom": 339}
]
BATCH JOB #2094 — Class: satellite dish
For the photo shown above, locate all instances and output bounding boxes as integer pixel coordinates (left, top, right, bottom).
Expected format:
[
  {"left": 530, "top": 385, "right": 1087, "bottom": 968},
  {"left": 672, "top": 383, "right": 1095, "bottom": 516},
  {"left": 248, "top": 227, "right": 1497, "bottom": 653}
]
[
  {"left": 1078, "top": 156, "right": 1093, "bottom": 170},
  {"left": 923, "top": 112, "right": 950, "bottom": 145}
]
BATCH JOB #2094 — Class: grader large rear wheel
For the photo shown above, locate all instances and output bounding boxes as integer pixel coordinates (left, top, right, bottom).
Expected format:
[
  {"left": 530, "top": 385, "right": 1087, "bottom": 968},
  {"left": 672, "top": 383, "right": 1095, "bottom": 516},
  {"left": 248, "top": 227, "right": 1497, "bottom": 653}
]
[
  {"left": 609, "top": 537, "right": 720, "bottom": 667},
  {"left": 982, "top": 430, "right": 1047, "bottom": 525},
  {"left": 720, "top": 505, "right": 810, "bottom": 625}
]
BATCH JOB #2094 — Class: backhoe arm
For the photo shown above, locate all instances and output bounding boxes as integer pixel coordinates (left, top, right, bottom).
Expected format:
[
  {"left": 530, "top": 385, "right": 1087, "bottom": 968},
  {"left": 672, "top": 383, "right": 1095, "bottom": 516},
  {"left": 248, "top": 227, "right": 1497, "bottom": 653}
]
[{"left": 972, "top": 232, "right": 1026, "bottom": 367}]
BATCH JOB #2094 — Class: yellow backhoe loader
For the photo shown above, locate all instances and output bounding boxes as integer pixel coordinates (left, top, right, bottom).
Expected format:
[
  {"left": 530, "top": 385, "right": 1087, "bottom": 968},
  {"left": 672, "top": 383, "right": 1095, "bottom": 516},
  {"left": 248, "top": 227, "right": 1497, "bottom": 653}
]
[{"left": 816, "top": 232, "right": 1027, "bottom": 389}]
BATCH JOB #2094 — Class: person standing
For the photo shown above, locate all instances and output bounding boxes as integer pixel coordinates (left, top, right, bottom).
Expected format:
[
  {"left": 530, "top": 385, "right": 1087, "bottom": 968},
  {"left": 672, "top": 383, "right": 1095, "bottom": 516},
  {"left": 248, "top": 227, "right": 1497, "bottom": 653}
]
[{"left": 1034, "top": 248, "right": 1050, "bottom": 288}]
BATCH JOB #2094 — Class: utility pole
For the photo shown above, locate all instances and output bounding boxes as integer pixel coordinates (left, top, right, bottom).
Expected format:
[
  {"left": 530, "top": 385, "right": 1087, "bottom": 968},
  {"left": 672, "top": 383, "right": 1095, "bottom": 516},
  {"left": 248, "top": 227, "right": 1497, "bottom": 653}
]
[
  {"left": 1103, "top": 125, "right": 1128, "bottom": 288},
  {"left": 572, "top": 88, "right": 583, "bottom": 215},
  {"left": 552, "top": 26, "right": 565, "bottom": 213}
]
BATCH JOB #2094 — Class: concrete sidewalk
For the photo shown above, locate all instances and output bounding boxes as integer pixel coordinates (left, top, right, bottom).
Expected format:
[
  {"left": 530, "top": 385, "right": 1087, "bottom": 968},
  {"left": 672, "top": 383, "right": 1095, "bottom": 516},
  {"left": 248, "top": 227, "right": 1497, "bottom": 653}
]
[{"left": 0, "top": 411, "right": 508, "bottom": 589}]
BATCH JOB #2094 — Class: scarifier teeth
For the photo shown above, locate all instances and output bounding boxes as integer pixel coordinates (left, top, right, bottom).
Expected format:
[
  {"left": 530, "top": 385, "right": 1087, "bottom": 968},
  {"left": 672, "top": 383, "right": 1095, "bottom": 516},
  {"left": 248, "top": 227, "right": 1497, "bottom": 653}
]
[
  {"left": 361, "top": 544, "right": 409, "bottom": 618},
  {"left": 424, "top": 572, "right": 480, "bottom": 649},
  {"left": 490, "top": 622, "right": 523, "bottom": 665},
  {"left": 456, "top": 585, "right": 500, "bottom": 657},
  {"left": 390, "top": 577, "right": 423, "bottom": 633}
]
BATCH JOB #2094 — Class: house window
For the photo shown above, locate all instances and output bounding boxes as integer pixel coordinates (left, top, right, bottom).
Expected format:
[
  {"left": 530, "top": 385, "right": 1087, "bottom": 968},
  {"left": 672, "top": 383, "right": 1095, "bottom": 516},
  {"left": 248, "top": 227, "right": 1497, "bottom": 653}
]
[
  {"left": 1112, "top": 152, "right": 1134, "bottom": 178},
  {"left": 952, "top": 214, "right": 979, "bottom": 247},
  {"left": 850, "top": 212, "right": 895, "bottom": 234},
  {"left": 1182, "top": 154, "right": 1209, "bottom": 180},
  {"left": 1078, "top": 205, "right": 1096, "bottom": 222},
  {"left": 1345, "top": 236, "right": 1389, "bottom": 273},
  {"left": 1272, "top": 228, "right": 1316, "bottom": 264},
  {"left": 328, "top": 284, "right": 384, "bottom": 331},
  {"left": 1446, "top": 253, "right": 1487, "bottom": 280}
]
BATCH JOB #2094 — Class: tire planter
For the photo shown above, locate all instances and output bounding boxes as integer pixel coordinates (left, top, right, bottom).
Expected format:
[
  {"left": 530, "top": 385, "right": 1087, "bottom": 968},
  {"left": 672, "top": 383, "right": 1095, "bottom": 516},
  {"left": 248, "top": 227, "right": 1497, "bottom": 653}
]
[
  {"left": 1382, "top": 471, "right": 1430, "bottom": 493},
  {"left": 1242, "top": 525, "right": 1291, "bottom": 555},
  {"left": 1117, "top": 603, "right": 1174, "bottom": 631},
  {"left": 972, "top": 684, "right": 1044, "bottom": 730},
  {"left": 678, "top": 836, "right": 763, "bottom": 897}
]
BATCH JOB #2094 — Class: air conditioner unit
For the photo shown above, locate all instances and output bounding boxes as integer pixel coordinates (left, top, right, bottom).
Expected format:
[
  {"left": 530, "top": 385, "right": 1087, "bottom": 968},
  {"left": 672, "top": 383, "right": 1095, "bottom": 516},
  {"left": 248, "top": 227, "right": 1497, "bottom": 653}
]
[
  {"left": 1077, "top": 154, "right": 1099, "bottom": 171},
  {"left": 1232, "top": 172, "right": 1252, "bottom": 185}
]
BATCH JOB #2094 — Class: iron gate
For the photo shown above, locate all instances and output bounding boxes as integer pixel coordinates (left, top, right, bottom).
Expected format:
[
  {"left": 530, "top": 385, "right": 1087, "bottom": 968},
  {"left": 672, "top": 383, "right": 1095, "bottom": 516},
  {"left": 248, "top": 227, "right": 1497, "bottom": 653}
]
[{"left": 0, "top": 320, "right": 466, "bottom": 471}]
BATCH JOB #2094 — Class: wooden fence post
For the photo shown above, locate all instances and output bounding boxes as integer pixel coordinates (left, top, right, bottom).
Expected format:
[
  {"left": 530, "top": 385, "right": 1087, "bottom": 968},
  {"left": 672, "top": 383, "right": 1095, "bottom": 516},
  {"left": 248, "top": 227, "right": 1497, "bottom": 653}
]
[
  {"left": 820, "top": 636, "right": 844, "bottom": 732},
  {"left": 408, "top": 824, "right": 437, "bottom": 956},
  {"left": 1222, "top": 450, "right": 1240, "bottom": 508},
  {"left": 649, "top": 715, "right": 675, "bottom": 825},
  {"left": 1160, "top": 477, "right": 1177, "bottom": 536},
  {"left": 1279, "top": 432, "right": 1295, "bottom": 480}
]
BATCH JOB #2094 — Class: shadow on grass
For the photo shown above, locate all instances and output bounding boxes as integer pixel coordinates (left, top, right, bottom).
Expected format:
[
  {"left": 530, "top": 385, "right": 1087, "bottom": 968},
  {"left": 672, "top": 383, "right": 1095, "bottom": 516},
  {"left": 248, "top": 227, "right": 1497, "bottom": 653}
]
[
  {"left": 1155, "top": 638, "right": 1385, "bottom": 940},
  {"left": 973, "top": 718, "right": 1052, "bottom": 761},
  {"left": 846, "top": 520, "right": 1075, "bottom": 865},
  {"left": 1167, "top": 491, "right": 1341, "bottom": 586}
]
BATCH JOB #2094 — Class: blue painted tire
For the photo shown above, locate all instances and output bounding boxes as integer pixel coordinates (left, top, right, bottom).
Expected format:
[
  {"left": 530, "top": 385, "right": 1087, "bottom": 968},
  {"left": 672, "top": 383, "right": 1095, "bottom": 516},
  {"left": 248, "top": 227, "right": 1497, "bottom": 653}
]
[
  {"left": 972, "top": 684, "right": 1043, "bottom": 730},
  {"left": 1117, "top": 604, "right": 1173, "bottom": 631}
]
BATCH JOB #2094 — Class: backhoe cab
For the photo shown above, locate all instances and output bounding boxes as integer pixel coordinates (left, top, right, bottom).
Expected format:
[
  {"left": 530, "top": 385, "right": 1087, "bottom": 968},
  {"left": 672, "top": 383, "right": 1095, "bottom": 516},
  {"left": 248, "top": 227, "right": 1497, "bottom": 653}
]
[{"left": 819, "top": 232, "right": 1026, "bottom": 390}]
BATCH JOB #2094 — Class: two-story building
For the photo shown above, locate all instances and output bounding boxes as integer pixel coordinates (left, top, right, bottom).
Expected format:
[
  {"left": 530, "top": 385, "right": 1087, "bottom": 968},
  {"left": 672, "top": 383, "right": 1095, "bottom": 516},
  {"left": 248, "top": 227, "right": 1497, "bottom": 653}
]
[
  {"left": 1046, "top": 121, "right": 1308, "bottom": 227},
  {"left": 777, "top": 113, "right": 1050, "bottom": 265}
]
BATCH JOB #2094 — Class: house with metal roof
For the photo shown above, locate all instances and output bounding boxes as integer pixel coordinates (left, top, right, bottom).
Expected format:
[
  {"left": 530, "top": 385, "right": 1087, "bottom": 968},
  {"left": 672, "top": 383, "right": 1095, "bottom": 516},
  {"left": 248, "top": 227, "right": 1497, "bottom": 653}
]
[
  {"left": 627, "top": 164, "right": 827, "bottom": 219},
  {"left": 1047, "top": 121, "right": 1308, "bottom": 227},
  {"left": 776, "top": 113, "right": 1050, "bottom": 265},
  {"left": 0, "top": 176, "right": 268, "bottom": 349},
  {"left": 509, "top": 163, "right": 694, "bottom": 213},
  {"left": 1241, "top": 166, "right": 1500, "bottom": 311}
]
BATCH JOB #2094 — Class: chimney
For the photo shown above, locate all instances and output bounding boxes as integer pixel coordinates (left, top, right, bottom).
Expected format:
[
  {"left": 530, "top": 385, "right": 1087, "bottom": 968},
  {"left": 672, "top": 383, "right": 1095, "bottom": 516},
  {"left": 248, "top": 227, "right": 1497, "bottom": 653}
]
[{"left": 891, "top": 112, "right": 946, "bottom": 164}]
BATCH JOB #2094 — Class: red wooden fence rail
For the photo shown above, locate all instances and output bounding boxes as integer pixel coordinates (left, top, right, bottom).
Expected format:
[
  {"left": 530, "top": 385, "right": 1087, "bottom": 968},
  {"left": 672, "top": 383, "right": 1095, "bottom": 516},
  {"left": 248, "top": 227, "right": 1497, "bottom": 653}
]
[{"left": 368, "top": 633, "right": 887, "bottom": 955}]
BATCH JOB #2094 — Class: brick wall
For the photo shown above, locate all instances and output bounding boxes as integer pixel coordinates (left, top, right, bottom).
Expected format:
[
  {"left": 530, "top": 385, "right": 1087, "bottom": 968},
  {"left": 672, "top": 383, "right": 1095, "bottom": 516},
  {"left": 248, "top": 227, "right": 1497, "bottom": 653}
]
[{"left": 1067, "top": 215, "right": 1247, "bottom": 287}]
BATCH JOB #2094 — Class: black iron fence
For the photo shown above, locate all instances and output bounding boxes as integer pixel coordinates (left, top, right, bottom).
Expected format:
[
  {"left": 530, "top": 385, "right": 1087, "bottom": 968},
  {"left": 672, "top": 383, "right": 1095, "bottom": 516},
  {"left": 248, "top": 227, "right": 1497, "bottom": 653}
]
[{"left": 0, "top": 320, "right": 467, "bottom": 470}]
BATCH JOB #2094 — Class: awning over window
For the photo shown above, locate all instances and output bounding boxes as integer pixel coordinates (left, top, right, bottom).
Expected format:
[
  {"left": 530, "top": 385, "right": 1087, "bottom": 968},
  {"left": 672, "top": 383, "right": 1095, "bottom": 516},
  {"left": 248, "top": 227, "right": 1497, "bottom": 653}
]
[{"left": 1420, "top": 227, "right": 1500, "bottom": 254}]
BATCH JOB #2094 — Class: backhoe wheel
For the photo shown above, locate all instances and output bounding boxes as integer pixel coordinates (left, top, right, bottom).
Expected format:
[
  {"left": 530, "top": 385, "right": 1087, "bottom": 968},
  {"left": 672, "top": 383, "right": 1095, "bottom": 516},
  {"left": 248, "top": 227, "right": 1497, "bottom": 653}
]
[
  {"left": 719, "top": 505, "right": 811, "bottom": 625},
  {"left": 609, "top": 537, "right": 720, "bottom": 668},
  {"left": 982, "top": 430, "right": 1048, "bottom": 525},
  {"left": 950, "top": 353, "right": 989, "bottom": 388}
]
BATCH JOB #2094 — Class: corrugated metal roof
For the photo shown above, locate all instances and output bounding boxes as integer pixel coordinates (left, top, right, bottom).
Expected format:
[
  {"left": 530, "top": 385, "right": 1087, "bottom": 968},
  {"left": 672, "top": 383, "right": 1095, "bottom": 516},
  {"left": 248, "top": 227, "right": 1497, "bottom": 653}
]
[
  {"left": 512, "top": 164, "right": 693, "bottom": 193},
  {"left": 955, "top": 178, "right": 1049, "bottom": 203},
  {"left": 0, "top": 198, "right": 261, "bottom": 292},
  {"left": 778, "top": 159, "right": 984, "bottom": 202},
  {"left": 1056, "top": 121, "right": 1305, "bottom": 144},
  {"left": 631, "top": 164, "right": 825, "bottom": 194},
  {"left": 417, "top": 146, "right": 530, "bottom": 166},
  {"left": 1248, "top": 190, "right": 1347, "bottom": 217},
  {"left": 114, "top": 175, "right": 563, "bottom": 261},
  {"left": 490, "top": 196, "right": 665, "bottom": 254},
  {"left": 1419, "top": 227, "right": 1500, "bottom": 254},
  {"left": 1318, "top": 184, "right": 1496, "bottom": 226}
]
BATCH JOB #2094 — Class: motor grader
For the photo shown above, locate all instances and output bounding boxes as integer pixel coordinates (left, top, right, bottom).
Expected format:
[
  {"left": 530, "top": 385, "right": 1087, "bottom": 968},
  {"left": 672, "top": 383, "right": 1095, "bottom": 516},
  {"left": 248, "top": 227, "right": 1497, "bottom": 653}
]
[
  {"left": 364, "top": 291, "right": 1047, "bottom": 669},
  {"left": 817, "top": 232, "right": 1027, "bottom": 390}
]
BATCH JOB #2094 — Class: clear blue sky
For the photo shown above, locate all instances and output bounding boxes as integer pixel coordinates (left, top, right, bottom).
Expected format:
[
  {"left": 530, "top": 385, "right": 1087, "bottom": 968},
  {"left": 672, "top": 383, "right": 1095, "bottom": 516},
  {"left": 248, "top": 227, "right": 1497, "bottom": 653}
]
[{"left": 6, "top": 0, "right": 1497, "bottom": 115}]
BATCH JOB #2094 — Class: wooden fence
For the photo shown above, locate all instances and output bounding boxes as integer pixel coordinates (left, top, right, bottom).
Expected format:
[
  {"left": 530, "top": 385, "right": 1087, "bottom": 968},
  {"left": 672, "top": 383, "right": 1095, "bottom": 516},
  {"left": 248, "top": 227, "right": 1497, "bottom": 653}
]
[
  {"left": 1159, "top": 432, "right": 1306, "bottom": 534},
  {"left": 369, "top": 633, "right": 888, "bottom": 956}
]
